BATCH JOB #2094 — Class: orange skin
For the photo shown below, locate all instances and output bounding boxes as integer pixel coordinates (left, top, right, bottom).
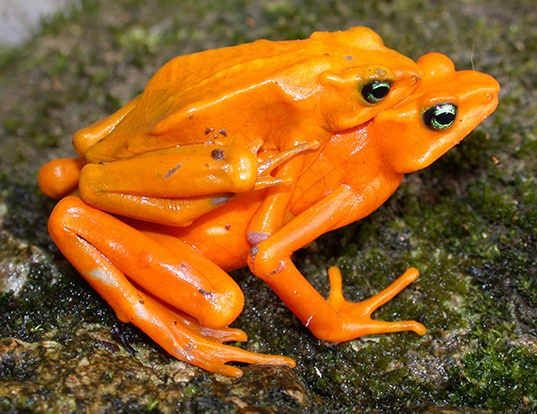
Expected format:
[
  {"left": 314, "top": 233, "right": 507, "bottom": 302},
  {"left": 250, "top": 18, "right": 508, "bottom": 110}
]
[
  {"left": 40, "top": 26, "right": 421, "bottom": 241},
  {"left": 38, "top": 52, "right": 499, "bottom": 377}
]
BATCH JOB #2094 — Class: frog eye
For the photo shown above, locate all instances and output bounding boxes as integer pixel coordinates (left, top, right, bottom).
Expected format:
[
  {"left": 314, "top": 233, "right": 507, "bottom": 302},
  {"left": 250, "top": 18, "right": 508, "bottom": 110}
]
[
  {"left": 422, "top": 103, "right": 457, "bottom": 130},
  {"left": 361, "top": 80, "right": 392, "bottom": 104}
]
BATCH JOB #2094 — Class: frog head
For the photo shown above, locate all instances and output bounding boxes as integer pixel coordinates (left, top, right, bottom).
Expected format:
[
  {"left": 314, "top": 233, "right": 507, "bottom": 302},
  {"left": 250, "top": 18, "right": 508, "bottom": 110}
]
[
  {"left": 313, "top": 26, "right": 422, "bottom": 131},
  {"left": 374, "top": 52, "right": 500, "bottom": 174}
]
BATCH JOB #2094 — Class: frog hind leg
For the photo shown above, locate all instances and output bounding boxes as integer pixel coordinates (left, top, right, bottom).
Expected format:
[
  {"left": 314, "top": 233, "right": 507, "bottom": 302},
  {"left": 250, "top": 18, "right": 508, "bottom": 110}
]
[
  {"left": 48, "top": 196, "right": 295, "bottom": 376},
  {"left": 73, "top": 94, "right": 141, "bottom": 157}
]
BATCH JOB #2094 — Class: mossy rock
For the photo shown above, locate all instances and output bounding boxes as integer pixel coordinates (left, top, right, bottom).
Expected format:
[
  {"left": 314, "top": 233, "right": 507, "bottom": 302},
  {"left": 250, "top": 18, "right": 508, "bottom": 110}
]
[{"left": 1, "top": 0, "right": 536, "bottom": 412}]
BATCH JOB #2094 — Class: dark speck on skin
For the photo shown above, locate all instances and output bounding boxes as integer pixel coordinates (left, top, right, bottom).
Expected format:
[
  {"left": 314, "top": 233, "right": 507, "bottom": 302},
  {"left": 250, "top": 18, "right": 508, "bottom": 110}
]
[
  {"left": 198, "top": 289, "right": 214, "bottom": 297},
  {"left": 211, "top": 148, "right": 225, "bottom": 160},
  {"left": 164, "top": 161, "right": 184, "bottom": 178}
]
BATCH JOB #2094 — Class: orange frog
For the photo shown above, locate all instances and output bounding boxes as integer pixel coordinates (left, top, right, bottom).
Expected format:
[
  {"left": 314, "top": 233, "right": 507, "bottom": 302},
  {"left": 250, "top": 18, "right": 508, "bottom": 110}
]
[
  {"left": 40, "top": 26, "right": 421, "bottom": 242},
  {"left": 38, "top": 51, "right": 499, "bottom": 376}
]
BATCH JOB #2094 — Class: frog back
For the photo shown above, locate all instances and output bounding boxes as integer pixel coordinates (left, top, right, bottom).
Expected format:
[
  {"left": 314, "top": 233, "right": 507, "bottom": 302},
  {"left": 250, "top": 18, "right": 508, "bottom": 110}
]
[{"left": 82, "top": 27, "right": 417, "bottom": 162}]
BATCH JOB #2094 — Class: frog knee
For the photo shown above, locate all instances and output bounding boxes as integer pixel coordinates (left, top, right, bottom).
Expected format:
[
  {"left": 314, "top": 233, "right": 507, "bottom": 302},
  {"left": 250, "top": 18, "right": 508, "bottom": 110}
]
[{"left": 195, "top": 285, "right": 245, "bottom": 329}]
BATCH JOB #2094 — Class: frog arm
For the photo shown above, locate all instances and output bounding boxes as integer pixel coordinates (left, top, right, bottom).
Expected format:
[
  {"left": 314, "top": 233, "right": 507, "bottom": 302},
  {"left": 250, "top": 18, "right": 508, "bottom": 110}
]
[
  {"left": 72, "top": 95, "right": 141, "bottom": 156},
  {"left": 48, "top": 195, "right": 295, "bottom": 376},
  {"left": 79, "top": 144, "right": 258, "bottom": 226},
  {"left": 248, "top": 185, "right": 426, "bottom": 342},
  {"left": 79, "top": 141, "right": 316, "bottom": 226},
  {"left": 246, "top": 152, "right": 304, "bottom": 244}
]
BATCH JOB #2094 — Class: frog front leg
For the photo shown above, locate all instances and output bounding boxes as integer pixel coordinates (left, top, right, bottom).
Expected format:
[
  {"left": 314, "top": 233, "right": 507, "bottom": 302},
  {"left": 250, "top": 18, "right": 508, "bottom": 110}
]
[
  {"left": 48, "top": 196, "right": 295, "bottom": 376},
  {"left": 246, "top": 150, "right": 305, "bottom": 244},
  {"left": 79, "top": 141, "right": 316, "bottom": 226},
  {"left": 248, "top": 186, "right": 426, "bottom": 342}
]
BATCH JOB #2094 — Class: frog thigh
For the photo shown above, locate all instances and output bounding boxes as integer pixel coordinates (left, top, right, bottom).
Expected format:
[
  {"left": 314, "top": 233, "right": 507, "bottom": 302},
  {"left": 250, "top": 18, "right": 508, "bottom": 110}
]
[
  {"left": 73, "top": 94, "right": 142, "bottom": 156},
  {"left": 49, "top": 196, "right": 245, "bottom": 327}
]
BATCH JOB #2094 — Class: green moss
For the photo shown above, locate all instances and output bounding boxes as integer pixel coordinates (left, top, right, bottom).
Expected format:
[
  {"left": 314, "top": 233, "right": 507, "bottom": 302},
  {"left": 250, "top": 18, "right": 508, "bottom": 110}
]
[{"left": 448, "top": 335, "right": 537, "bottom": 410}]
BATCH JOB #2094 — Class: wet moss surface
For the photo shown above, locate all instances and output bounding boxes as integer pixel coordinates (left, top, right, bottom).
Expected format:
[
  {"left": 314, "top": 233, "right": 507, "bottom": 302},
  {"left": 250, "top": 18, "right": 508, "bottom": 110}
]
[{"left": 1, "top": 0, "right": 536, "bottom": 412}]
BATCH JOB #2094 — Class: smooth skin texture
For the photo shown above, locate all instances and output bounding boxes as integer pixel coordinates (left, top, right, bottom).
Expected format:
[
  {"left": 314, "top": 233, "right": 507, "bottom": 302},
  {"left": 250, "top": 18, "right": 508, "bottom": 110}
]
[
  {"left": 39, "top": 48, "right": 499, "bottom": 375},
  {"left": 40, "top": 26, "right": 421, "bottom": 240}
]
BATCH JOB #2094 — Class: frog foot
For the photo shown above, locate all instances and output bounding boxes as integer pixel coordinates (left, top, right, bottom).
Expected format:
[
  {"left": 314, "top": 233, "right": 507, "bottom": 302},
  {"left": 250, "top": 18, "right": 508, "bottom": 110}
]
[
  {"left": 133, "top": 294, "right": 296, "bottom": 377},
  {"left": 38, "top": 157, "right": 86, "bottom": 199},
  {"left": 322, "top": 266, "right": 426, "bottom": 340}
]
